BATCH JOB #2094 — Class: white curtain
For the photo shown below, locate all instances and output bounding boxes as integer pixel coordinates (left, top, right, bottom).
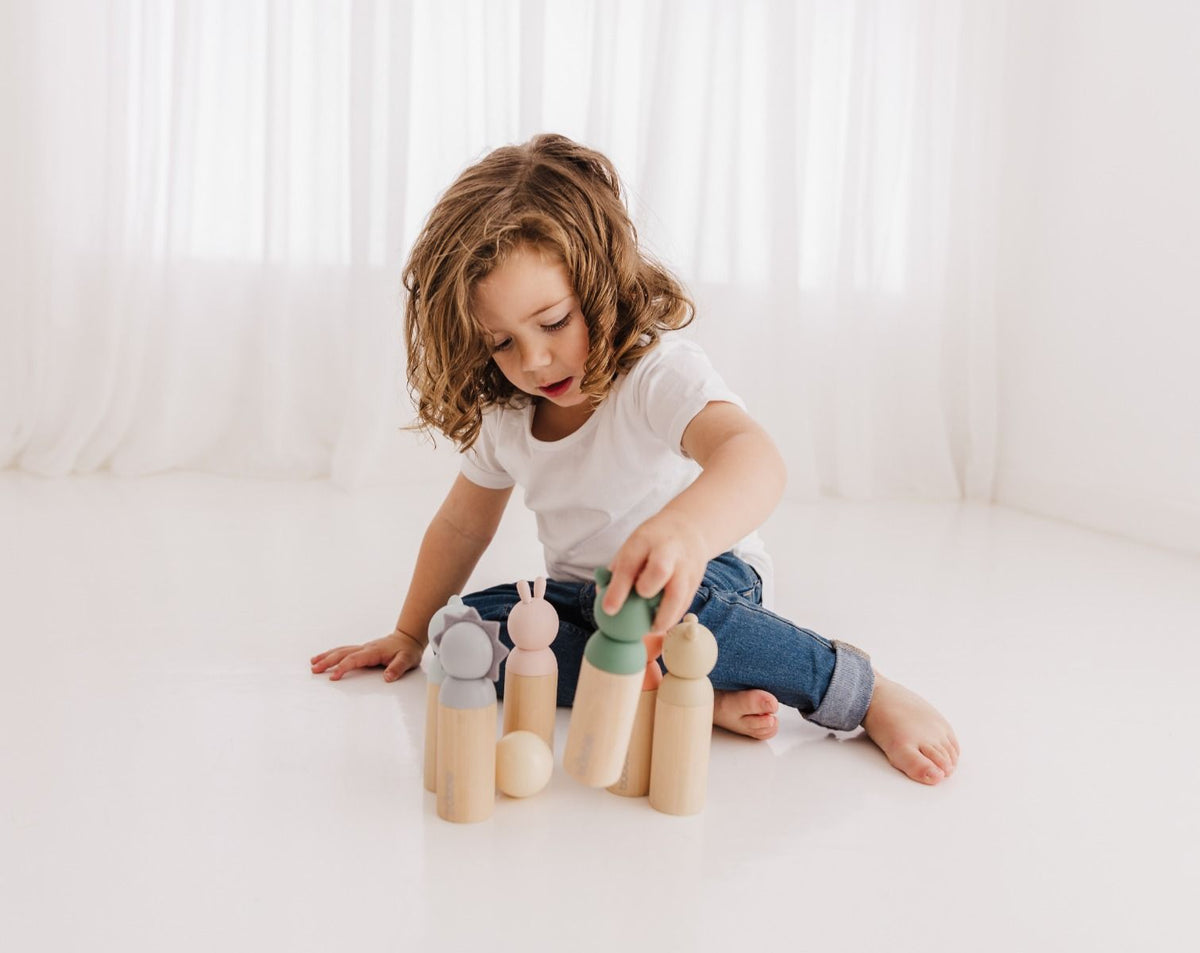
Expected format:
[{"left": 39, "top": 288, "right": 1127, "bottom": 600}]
[{"left": 1, "top": 0, "right": 1005, "bottom": 498}]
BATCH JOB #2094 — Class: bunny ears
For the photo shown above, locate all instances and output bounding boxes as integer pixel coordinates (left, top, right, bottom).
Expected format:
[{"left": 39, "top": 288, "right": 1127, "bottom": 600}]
[{"left": 515, "top": 577, "right": 547, "bottom": 603}]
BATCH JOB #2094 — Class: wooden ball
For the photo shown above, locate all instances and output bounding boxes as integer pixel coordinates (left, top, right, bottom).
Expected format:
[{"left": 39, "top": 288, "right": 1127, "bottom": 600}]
[{"left": 495, "top": 731, "right": 553, "bottom": 798}]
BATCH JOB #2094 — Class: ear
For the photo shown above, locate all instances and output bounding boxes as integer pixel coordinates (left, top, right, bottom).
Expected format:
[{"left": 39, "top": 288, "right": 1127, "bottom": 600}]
[
  {"left": 534, "top": 576, "right": 546, "bottom": 600},
  {"left": 516, "top": 579, "right": 532, "bottom": 603}
]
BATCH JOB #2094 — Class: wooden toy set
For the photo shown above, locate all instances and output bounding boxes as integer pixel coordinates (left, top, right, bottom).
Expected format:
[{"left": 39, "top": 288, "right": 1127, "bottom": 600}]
[{"left": 423, "top": 570, "right": 718, "bottom": 824}]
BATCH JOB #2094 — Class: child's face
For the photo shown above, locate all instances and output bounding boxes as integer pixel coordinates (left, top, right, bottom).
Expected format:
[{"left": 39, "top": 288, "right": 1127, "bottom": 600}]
[{"left": 473, "top": 245, "right": 592, "bottom": 409}]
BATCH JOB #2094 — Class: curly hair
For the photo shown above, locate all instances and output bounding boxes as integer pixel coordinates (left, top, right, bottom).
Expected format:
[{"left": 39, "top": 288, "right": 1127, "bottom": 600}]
[{"left": 403, "top": 133, "right": 694, "bottom": 450}]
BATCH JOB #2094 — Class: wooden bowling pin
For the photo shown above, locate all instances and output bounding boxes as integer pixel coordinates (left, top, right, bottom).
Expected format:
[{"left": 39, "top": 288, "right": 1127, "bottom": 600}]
[
  {"left": 423, "top": 657, "right": 445, "bottom": 794},
  {"left": 609, "top": 633, "right": 665, "bottom": 798},
  {"left": 502, "top": 577, "right": 558, "bottom": 748},
  {"left": 649, "top": 614, "right": 718, "bottom": 816},
  {"left": 564, "top": 568, "right": 660, "bottom": 788},
  {"left": 423, "top": 595, "right": 464, "bottom": 793},
  {"left": 434, "top": 606, "right": 508, "bottom": 823}
]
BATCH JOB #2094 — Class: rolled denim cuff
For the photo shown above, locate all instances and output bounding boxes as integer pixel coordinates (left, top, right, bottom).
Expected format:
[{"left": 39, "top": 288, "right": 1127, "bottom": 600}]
[{"left": 807, "top": 640, "right": 875, "bottom": 732}]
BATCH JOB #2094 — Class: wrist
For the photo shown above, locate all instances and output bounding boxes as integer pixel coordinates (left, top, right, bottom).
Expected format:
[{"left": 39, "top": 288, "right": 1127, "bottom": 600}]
[{"left": 393, "top": 627, "right": 427, "bottom": 650}]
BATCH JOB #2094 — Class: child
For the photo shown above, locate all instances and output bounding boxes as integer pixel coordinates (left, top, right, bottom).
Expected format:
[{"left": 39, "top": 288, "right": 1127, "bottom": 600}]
[{"left": 310, "top": 134, "right": 959, "bottom": 785}]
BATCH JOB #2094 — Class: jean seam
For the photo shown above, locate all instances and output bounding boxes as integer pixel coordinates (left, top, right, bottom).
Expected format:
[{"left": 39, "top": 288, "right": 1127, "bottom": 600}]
[{"left": 708, "top": 588, "right": 834, "bottom": 651}]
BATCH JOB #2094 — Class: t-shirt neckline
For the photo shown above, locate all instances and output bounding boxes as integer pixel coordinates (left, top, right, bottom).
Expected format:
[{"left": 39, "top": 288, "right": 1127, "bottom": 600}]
[{"left": 524, "top": 386, "right": 616, "bottom": 449}]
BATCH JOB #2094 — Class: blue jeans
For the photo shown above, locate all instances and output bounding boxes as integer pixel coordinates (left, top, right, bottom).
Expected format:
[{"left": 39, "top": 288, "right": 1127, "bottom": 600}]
[{"left": 462, "top": 552, "right": 874, "bottom": 732}]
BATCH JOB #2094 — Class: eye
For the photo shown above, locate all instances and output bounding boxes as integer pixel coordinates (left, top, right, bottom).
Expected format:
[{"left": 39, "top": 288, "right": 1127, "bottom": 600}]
[
  {"left": 491, "top": 338, "right": 512, "bottom": 353},
  {"left": 543, "top": 313, "right": 571, "bottom": 332}
]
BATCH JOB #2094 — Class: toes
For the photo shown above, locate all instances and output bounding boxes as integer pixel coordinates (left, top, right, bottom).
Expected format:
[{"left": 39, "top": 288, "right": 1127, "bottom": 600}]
[
  {"left": 921, "top": 742, "right": 956, "bottom": 778},
  {"left": 712, "top": 691, "right": 781, "bottom": 739},
  {"left": 894, "top": 744, "right": 945, "bottom": 785},
  {"left": 750, "top": 690, "right": 780, "bottom": 715},
  {"left": 714, "top": 689, "right": 779, "bottom": 717},
  {"left": 744, "top": 712, "right": 778, "bottom": 740},
  {"left": 748, "top": 710, "right": 777, "bottom": 734},
  {"left": 729, "top": 689, "right": 778, "bottom": 717}
]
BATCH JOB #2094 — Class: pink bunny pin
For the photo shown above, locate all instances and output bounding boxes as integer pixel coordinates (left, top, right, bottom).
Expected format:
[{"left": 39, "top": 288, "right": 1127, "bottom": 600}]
[{"left": 501, "top": 577, "right": 559, "bottom": 746}]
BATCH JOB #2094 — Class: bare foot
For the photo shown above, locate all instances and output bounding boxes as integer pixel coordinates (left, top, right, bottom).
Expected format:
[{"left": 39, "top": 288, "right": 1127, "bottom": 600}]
[
  {"left": 860, "top": 674, "right": 959, "bottom": 785},
  {"left": 714, "top": 689, "right": 780, "bottom": 740}
]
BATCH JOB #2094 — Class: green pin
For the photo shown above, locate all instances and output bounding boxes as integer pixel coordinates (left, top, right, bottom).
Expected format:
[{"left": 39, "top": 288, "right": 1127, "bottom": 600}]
[{"left": 584, "top": 568, "right": 662, "bottom": 675}]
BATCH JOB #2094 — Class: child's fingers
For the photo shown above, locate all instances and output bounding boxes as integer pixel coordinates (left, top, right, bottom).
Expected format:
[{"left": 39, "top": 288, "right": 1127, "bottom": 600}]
[
  {"left": 328, "top": 651, "right": 366, "bottom": 680},
  {"left": 601, "top": 575, "right": 630, "bottom": 616},
  {"left": 310, "top": 646, "right": 355, "bottom": 672},
  {"left": 329, "top": 646, "right": 384, "bottom": 680},
  {"left": 602, "top": 549, "right": 646, "bottom": 615},
  {"left": 383, "top": 655, "right": 413, "bottom": 682},
  {"left": 643, "top": 632, "right": 666, "bottom": 661},
  {"left": 311, "top": 647, "right": 354, "bottom": 667},
  {"left": 650, "top": 574, "right": 696, "bottom": 634},
  {"left": 633, "top": 554, "right": 674, "bottom": 602}
]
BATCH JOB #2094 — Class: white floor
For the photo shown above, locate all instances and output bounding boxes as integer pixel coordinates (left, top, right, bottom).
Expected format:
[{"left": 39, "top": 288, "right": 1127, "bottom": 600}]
[{"left": 1, "top": 471, "right": 1197, "bottom": 952}]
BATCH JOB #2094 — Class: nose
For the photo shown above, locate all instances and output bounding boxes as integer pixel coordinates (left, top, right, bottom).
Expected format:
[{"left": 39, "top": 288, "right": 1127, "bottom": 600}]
[{"left": 521, "top": 340, "right": 552, "bottom": 373}]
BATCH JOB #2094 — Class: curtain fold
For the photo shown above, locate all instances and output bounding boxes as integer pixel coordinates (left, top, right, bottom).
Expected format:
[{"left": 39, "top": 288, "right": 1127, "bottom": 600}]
[{"left": 2, "top": 0, "right": 1005, "bottom": 497}]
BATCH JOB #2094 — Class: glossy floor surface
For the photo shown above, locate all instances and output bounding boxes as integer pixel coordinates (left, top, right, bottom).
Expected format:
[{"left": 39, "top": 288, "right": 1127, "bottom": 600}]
[{"left": 2, "top": 472, "right": 1197, "bottom": 952}]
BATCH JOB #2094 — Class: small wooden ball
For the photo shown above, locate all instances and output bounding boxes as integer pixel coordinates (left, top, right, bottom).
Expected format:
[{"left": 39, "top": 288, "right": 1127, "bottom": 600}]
[{"left": 495, "top": 731, "right": 553, "bottom": 798}]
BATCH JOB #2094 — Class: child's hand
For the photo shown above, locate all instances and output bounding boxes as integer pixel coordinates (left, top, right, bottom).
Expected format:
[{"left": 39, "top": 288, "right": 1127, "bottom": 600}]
[
  {"left": 603, "top": 512, "right": 708, "bottom": 634},
  {"left": 310, "top": 630, "right": 425, "bottom": 682}
]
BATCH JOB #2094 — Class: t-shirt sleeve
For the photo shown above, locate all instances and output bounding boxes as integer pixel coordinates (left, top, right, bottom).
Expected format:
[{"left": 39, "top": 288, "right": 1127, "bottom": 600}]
[
  {"left": 459, "top": 409, "right": 517, "bottom": 489},
  {"left": 634, "top": 339, "right": 746, "bottom": 455}
]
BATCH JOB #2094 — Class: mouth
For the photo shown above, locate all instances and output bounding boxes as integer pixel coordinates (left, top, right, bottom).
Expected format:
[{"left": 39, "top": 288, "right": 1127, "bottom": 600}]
[{"left": 538, "top": 377, "right": 572, "bottom": 398}]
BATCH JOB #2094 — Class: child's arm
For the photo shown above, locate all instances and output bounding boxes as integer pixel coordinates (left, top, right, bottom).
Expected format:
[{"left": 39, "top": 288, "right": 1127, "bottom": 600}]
[
  {"left": 602, "top": 401, "right": 786, "bottom": 633},
  {"left": 310, "top": 474, "right": 514, "bottom": 681}
]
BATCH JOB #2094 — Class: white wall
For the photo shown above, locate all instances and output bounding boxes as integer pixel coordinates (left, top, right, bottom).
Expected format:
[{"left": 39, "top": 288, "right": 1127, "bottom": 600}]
[{"left": 995, "top": 1, "right": 1200, "bottom": 553}]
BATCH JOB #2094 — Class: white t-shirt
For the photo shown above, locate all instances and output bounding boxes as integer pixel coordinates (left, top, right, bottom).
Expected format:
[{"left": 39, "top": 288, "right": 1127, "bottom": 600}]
[{"left": 460, "top": 337, "right": 775, "bottom": 607}]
